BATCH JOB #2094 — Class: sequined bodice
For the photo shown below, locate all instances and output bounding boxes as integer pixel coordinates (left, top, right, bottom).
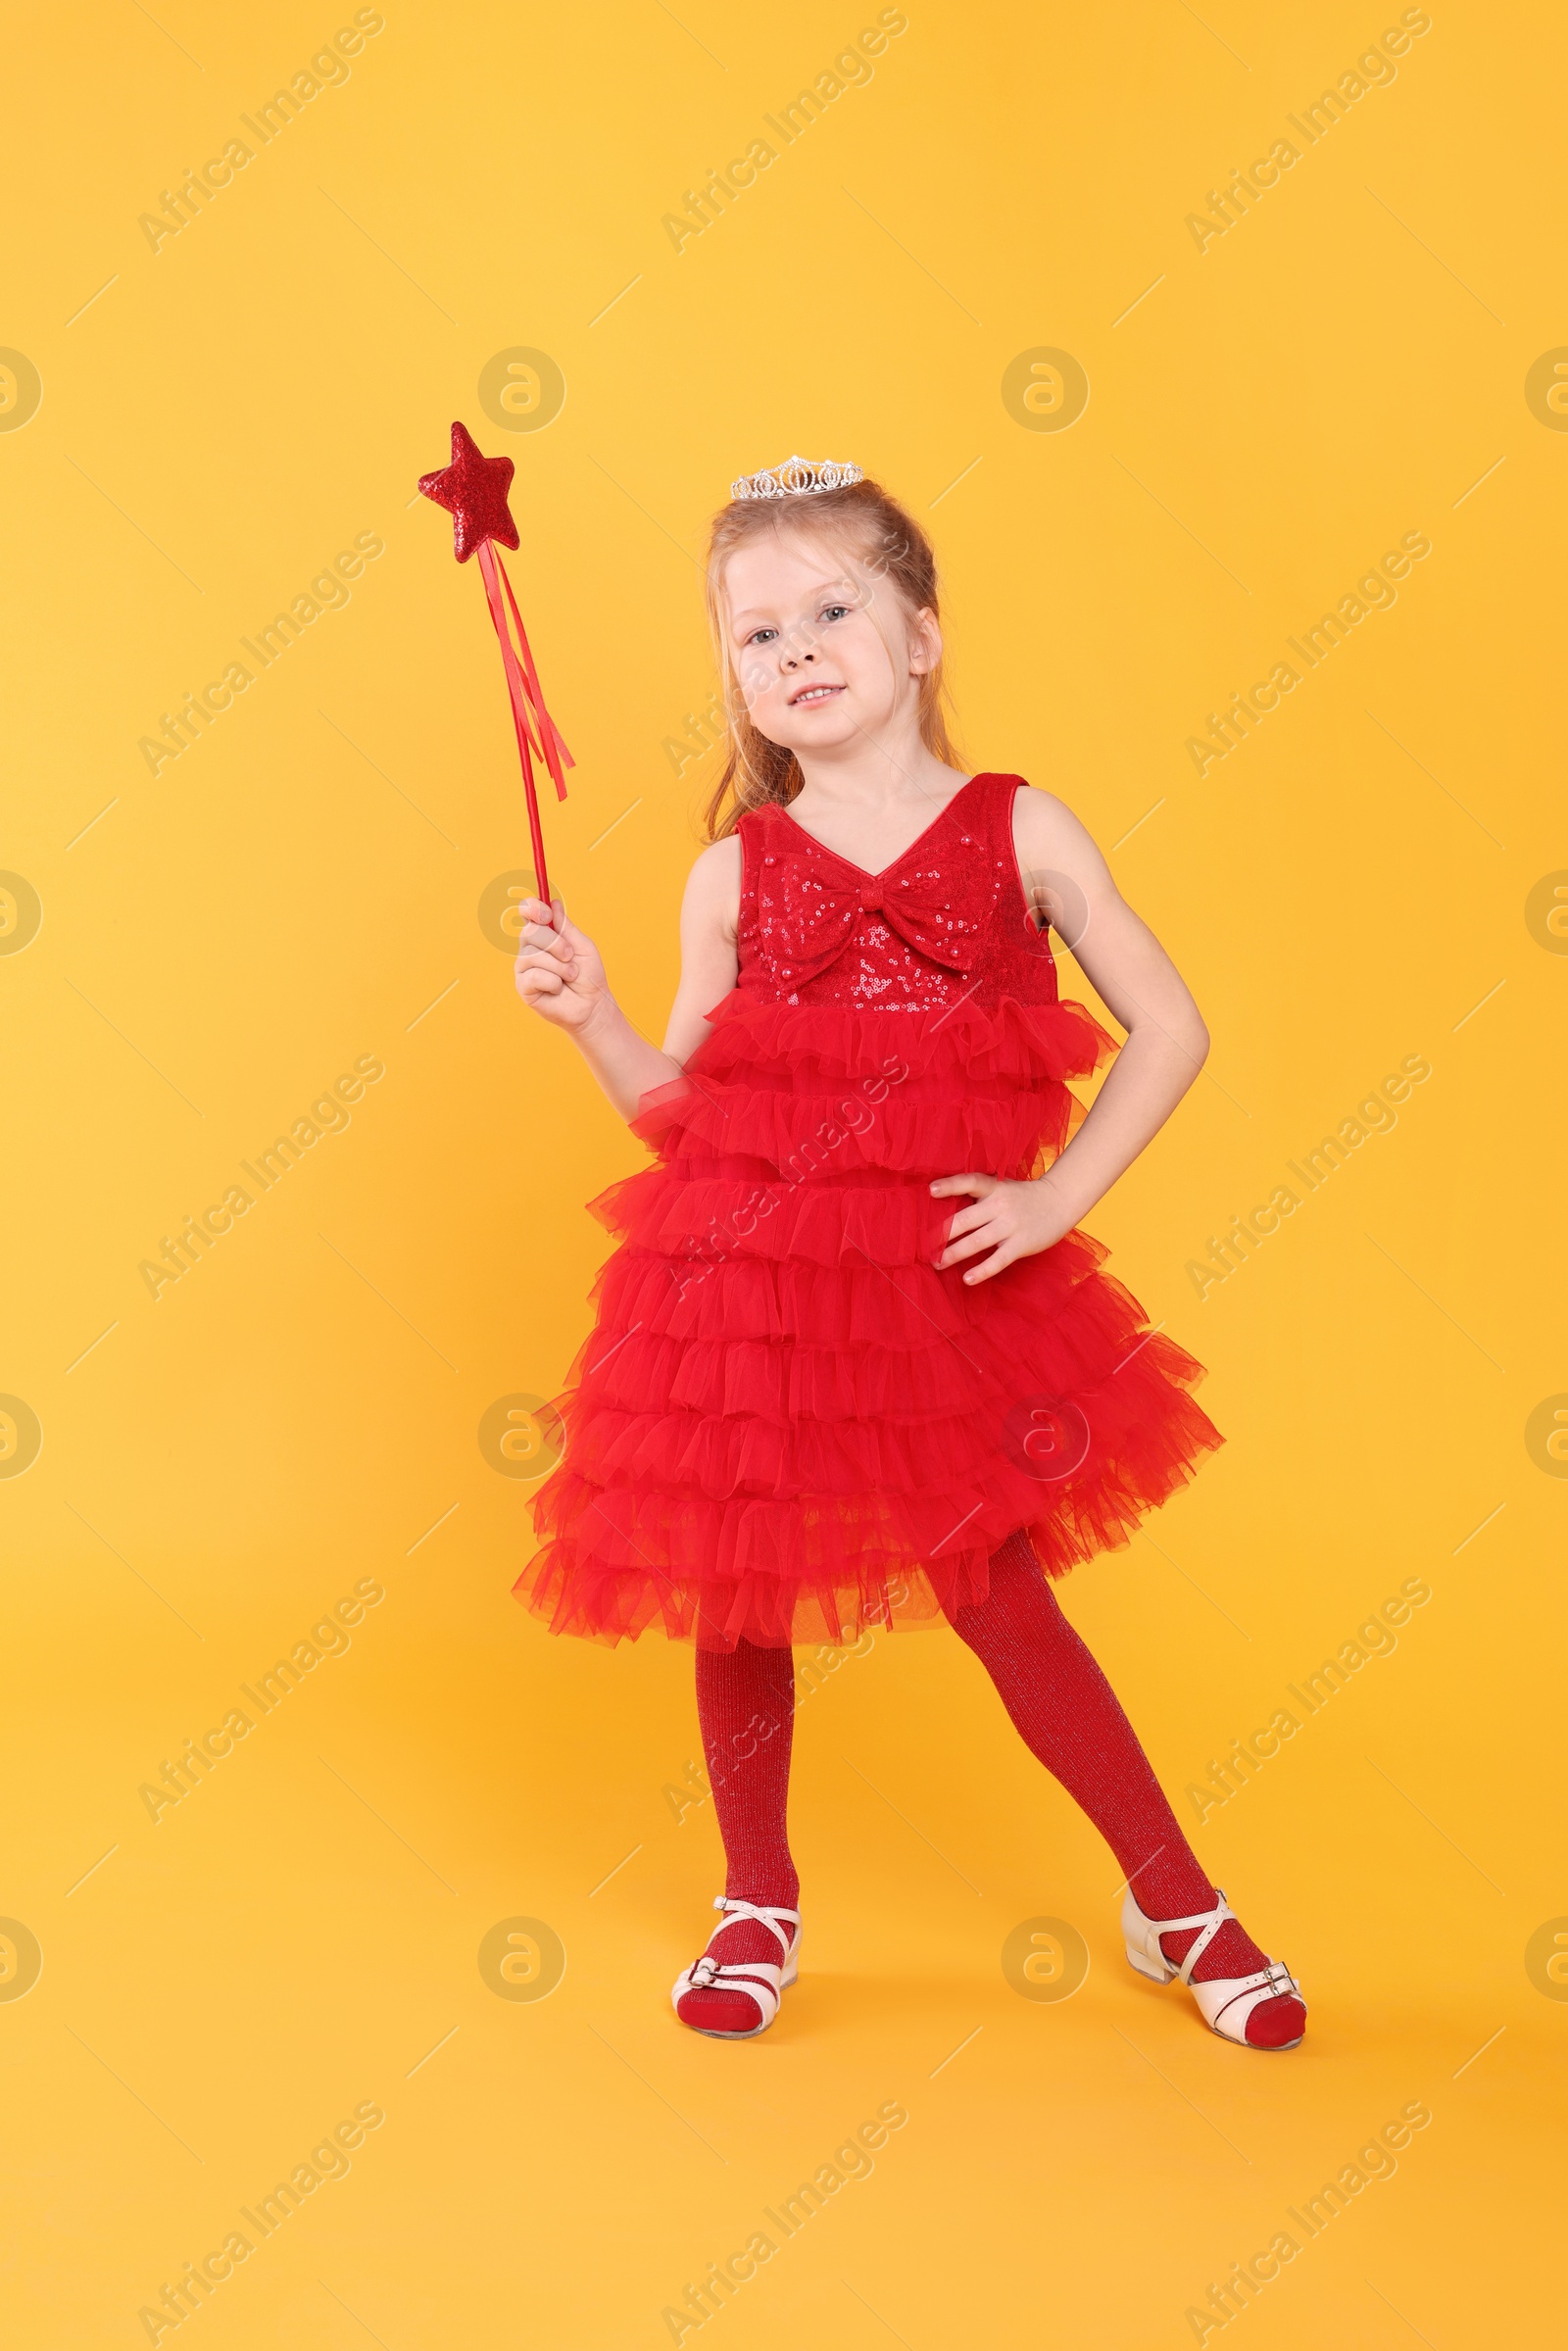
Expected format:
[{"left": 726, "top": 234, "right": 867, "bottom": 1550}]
[{"left": 735, "top": 771, "right": 1060, "bottom": 1012}]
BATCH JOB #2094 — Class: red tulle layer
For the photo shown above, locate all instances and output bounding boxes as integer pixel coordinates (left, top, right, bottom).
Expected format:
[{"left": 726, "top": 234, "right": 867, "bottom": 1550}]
[{"left": 515, "top": 990, "right": 1224, "bottom": 1649}]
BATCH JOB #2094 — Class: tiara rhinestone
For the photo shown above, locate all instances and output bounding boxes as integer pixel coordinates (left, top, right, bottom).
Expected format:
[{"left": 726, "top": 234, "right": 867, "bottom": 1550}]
[{"left": 730, "top": 454, "right": 865, "bottom": 502}]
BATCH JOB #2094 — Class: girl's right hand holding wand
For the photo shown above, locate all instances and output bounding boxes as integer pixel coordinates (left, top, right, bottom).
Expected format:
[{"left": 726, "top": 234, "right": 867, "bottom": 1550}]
[
  {"left": 512, "top": 847, "right": 742, "bottom": 1123},
  {"left": 514, "top": 893, "right": 694, "bottom": 1120},
  {"left": 513, "top": 897, "right": 609, "bottom": 1034}
]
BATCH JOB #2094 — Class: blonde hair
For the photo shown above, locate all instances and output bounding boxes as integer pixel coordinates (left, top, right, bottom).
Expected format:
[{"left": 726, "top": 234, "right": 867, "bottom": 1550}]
[{"left": 700, "top": 475, "right": 960, "bottom": 841}]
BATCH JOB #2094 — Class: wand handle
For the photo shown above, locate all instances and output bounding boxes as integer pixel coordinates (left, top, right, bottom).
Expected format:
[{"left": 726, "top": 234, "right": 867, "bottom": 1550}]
[{"left": 476, "top": 539, "right": 553, "bottom": 908}]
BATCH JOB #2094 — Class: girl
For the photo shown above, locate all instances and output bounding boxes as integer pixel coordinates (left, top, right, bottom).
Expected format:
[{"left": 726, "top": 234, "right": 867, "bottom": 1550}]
[{"left": 513, "top": 456, "right": 1305, "bottom": 2053}]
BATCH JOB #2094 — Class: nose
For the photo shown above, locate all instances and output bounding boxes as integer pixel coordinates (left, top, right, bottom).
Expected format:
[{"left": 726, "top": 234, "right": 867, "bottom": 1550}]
[{"left": 780, "top": 645, "right": 816, "bottom": 670}]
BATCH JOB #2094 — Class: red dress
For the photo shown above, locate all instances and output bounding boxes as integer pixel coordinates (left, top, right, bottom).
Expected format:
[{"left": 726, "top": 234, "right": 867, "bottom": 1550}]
[{"left": 516, "top": 772, "right": 1223, "bottom": 1649}]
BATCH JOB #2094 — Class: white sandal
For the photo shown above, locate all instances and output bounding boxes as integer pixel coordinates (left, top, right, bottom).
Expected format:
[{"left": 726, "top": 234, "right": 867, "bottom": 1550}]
[
  {"left": 1121, "top": 1886, "right": 1305, "bottom": 2050},
  {"left": 671, "top": 1896, "right": 802, "bottom": 2039}
]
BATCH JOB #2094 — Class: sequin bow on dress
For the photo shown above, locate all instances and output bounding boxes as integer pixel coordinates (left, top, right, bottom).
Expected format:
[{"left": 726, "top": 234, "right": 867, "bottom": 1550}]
[{"left": 766, "top": 849, "right": 999, "bottom": 989}]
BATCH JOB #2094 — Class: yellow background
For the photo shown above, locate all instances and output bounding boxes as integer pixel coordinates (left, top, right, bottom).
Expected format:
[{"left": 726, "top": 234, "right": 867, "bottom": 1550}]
[{"left": 3, "top": 0, "right": 1563, "bottom": 2342}]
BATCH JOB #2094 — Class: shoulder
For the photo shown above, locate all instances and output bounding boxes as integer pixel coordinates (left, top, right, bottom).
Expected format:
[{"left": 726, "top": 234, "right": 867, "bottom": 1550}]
[
  {"left": 1004, "top": 775, "right": 1071, "bottom": 832},
  {"left": 1005, "top": 778, "right": 1120, "bottom": 921},
  {"left": 1007, "top": 778, "right": 1102, "bottom": 859},
  {"left": 680, "top": 834, "right": 744, "bottom": 933},
  {"left": 688, "top": 833, "right": 744, "bottom": 887}
]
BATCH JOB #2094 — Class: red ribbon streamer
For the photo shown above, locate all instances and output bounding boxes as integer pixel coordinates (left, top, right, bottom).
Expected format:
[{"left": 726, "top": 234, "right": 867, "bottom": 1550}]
[{"left": 475, "top": 539, "right": 574, "bottom": 907}]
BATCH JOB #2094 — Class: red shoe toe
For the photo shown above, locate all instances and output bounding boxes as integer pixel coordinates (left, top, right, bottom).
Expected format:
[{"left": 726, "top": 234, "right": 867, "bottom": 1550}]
[
  {"left": 676, "top": 1984, "right": 766, "bottom": 2036},
  {"left": 1245, "top": 1992, "right": 1307, "bottom": 2049}
]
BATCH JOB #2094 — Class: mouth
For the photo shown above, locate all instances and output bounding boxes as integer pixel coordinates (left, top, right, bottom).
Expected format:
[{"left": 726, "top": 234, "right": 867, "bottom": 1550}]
[{"left": 788, "top": 683, "right": 845, "bottom": 707}]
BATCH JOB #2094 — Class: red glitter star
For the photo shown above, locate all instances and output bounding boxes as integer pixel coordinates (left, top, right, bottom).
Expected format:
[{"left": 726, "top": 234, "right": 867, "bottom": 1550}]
[{"left": 417, "top": 419, "right": 520, "bottom": 563}]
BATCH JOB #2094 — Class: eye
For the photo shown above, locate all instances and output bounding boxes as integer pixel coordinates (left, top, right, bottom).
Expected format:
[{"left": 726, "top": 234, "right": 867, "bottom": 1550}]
[
  {"left": 745, "top": 625, "right": 778, "bottom": 647},
  {"left": 819, "top": 603, "right": 851, "bottom": 623}
]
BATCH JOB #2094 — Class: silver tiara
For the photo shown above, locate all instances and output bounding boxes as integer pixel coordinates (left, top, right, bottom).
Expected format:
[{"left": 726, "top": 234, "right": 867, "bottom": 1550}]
[{"left": 731, "top": 454, "right": 864, "bottom": 502}]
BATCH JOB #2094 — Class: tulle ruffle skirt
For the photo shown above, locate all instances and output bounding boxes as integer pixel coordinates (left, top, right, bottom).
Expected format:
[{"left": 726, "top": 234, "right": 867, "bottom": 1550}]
[{"left": 515, "top": 989, "right": 1224, "bottom": 1648}]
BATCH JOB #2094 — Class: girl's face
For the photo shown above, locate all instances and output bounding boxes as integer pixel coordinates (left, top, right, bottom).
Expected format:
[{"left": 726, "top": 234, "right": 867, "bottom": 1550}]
[{"left": 721, "top": 526, "right": 938, "bottom": 759}]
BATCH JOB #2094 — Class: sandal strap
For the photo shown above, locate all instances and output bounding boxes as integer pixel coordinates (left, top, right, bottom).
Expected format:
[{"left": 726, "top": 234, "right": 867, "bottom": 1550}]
[
  {"left": 687, "top": 1955, "right": 783, "bottom": 1994},
  {"left": 710, "top": 1895, "right": 801, "bottom": 1961},
  {"left": 1171, "top": 1895, "right": 1234, "bottom": 1985},
  {"left": 1192, "top": 1959, "right": 1303, "bottom": 2040},
  {"left": 1129, "top": 1886, "right": 1237, "bottom": 1984},
  {"left": 673, "top": 1954, "right": 784, "bottom": 2028}
]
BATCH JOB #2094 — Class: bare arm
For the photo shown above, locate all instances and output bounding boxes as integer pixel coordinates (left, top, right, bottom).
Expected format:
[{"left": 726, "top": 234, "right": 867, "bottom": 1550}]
[
  {"left": 934, "top": 785, "right": 1210, "bottom": 1281},
  {"left": 513, "top": 837, "right": 742, "bottom": 1121}
]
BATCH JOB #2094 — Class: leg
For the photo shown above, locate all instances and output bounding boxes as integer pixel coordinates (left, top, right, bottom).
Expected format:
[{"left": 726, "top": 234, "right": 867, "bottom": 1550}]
[
  {"left": 674, "top": 1638, "right": 800, "bottom": 2035},
  {"left": 951, "top": 1532, "right": 1304, "bottom": 2048}
]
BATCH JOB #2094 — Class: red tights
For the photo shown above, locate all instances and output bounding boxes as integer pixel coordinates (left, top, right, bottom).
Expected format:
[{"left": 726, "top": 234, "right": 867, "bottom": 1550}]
[{"left": 677, "top": 1532, "right": 1304, "bottom": 2047}]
